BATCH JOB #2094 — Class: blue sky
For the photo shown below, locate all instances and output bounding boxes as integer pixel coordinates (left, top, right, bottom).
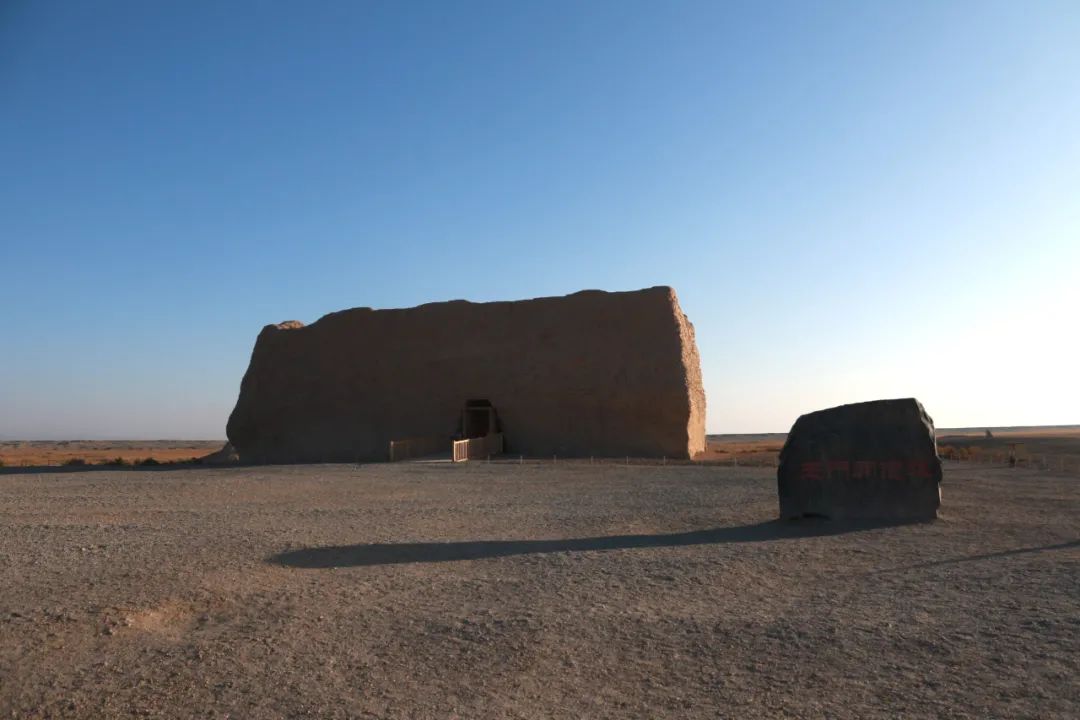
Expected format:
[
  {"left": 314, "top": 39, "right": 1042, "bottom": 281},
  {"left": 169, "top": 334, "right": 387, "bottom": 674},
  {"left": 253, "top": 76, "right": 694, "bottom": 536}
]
[{"left": 2, "top": 1, "right": 1078, "bottom": 439}]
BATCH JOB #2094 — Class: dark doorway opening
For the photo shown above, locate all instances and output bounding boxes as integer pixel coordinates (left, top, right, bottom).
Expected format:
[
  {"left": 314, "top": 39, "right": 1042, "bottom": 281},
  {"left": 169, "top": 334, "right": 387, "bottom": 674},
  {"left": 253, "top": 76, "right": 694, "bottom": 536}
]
[{"left": 462, "top": 399, "right": 498, "bottom": 439}]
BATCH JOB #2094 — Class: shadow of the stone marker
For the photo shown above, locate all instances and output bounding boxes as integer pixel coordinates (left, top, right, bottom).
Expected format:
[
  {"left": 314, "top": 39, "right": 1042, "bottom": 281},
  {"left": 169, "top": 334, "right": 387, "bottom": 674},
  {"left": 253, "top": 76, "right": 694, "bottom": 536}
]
[{"left": 270, "top": 518, "right": 909, "bottom": 569}]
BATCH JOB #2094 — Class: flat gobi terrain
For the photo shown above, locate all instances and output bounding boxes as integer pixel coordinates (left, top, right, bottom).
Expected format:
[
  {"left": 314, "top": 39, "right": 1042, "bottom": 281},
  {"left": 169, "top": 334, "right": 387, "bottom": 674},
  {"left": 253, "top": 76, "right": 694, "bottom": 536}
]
[
  {"left": 0, "top": 462, "right": 1076, "bottom": 718},
  {"left": 0, "top": 441, "right": 223, "bottom": 468}
]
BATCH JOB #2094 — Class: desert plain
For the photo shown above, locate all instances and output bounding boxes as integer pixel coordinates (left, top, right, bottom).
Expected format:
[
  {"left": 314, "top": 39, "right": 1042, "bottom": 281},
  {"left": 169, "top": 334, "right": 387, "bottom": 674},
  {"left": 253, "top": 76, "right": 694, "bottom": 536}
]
[
  {"left": 0, "top": 437, "right": 1077, "bottom": 718},
  {"left": 0, "top": 441, "right": 223, "bottom": 468}
]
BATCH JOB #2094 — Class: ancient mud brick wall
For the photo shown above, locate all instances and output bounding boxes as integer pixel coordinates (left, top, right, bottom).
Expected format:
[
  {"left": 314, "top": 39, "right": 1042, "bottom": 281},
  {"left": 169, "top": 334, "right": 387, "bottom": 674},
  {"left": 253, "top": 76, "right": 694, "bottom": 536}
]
[{"left": 227, "top": 287, "right": 705, "bottom": 463}]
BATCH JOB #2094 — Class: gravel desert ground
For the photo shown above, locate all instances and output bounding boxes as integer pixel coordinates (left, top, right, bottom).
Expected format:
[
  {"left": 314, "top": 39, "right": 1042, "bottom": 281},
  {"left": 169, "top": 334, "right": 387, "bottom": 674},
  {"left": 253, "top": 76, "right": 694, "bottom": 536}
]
[{"left": 1, "top": 461, "right": 1076, "bottom": 719}]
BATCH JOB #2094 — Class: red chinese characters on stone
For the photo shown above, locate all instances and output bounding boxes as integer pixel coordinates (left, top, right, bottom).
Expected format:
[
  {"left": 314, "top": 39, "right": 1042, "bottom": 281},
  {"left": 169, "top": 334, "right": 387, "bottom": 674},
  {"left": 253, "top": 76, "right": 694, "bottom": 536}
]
[
  {"left": 879, "top": 460, "right": 905, "bottom": 481},
  {"left": 851, "top": 461, "right": 877, "bottom": 479},
  {"left": 827, "top": 460, "right": 850, "bottom": 478},
  {"left": 907, "top": 459, "right": 932, "bottom": 479},
  {"left": 799, "top": 459, "right": 928, "bottom": 481}
]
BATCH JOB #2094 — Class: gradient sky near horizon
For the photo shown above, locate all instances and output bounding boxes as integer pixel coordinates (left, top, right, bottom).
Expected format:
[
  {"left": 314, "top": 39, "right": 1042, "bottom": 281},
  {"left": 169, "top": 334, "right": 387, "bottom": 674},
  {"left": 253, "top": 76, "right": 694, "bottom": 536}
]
[{"left": 2, "top": 1, "right": 1078, "bottom": 439}]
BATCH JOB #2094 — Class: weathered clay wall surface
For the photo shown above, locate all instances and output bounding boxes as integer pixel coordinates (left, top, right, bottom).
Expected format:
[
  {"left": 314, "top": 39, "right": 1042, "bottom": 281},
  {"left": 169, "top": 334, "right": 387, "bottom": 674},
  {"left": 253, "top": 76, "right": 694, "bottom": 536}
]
[
  {"left": 777, "top": 398, "right": 942, "bottom": 522},
  {"left": 227, "top": 287, "right": 706, "bottom": 463}
]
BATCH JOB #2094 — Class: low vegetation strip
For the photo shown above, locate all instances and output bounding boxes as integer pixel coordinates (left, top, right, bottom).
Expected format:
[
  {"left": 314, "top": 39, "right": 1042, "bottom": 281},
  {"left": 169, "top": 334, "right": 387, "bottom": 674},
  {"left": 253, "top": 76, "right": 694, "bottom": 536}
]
[{"left": 0, "top": 440, "right": 223, "bottom": 468}]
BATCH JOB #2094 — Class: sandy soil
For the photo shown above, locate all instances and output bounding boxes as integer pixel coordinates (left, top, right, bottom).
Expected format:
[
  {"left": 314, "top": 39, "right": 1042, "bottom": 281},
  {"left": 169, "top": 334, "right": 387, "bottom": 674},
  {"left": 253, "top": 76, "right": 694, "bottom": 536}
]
[
  {"left": 700, "top": 435, "right": 786, "bottom": 466},
  {"left": 0, "top": 462, "right": 1077, "bottom": 719},
  {"left": 4, "top": 429, "right": 1075, "bottom": 470},
  {"left": 0, "top": 441, "right": 224, "bottom": 468},
  {"left": 701, "top": 430, "right": 1080, "bottom": 474},
  {"left": 936, "top": 429, "right": 1080, "bottom": 471}
]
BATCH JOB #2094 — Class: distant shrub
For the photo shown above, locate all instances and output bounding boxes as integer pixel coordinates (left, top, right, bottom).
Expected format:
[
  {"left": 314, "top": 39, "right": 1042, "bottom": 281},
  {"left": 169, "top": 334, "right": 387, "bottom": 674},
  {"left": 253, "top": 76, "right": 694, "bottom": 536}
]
[
  {"left": 938, "top": 445, "right": 972, "bottom": 461},
  {"left": 0, "top": 457, "right": 5, "bottom": 467},
  {"left": 99, "top": 457, "right": 129, "bottom": 467},
  {"left": 136, "top": 457, "right": 160, "bottom": 466},
  {"left": 63, "top": 458, "right": 87, "bottom": 466}
]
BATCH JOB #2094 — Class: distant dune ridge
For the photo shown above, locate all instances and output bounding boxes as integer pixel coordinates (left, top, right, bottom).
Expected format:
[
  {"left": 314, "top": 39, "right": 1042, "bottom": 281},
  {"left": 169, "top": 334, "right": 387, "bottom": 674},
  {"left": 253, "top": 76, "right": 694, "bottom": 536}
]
[{"left": 226, "top": 287, "right": 706, "bottom": 463}]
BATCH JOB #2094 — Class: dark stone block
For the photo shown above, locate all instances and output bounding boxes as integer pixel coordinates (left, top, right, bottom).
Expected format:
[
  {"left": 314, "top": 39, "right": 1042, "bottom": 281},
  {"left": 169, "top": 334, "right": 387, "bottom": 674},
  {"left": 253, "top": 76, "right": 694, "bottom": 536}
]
[{"left": 777, "top": 398, "right": 942, "bottom": 522}]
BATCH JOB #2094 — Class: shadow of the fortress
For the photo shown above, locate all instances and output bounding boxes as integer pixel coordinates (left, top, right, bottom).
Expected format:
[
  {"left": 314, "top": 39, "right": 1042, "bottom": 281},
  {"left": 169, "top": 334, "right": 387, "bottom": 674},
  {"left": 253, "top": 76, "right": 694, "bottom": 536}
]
[{"left": 270, "top": 519, "right": 905, "bottom": 568}]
